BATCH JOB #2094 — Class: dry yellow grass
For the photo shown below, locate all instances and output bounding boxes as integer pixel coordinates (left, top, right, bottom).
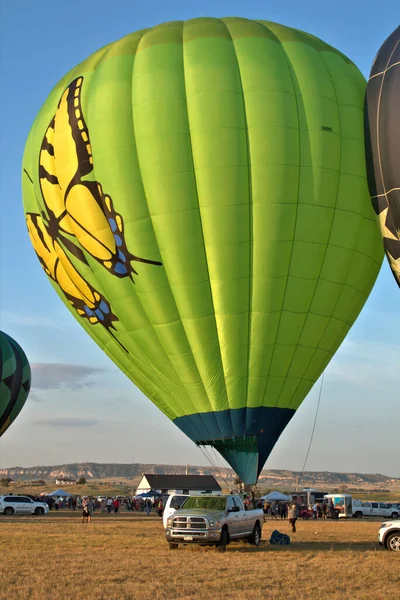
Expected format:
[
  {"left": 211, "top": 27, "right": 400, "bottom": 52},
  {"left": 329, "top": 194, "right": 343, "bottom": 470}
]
[{"left": 0, "top": 511, "right": 398, "bottom": 600}]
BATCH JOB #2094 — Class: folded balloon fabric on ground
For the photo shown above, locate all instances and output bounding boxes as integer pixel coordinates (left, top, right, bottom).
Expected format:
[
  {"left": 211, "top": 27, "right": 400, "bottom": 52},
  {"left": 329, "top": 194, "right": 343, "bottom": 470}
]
[{"left": 21, "top": 18, "right": 383, "bottom": 484}]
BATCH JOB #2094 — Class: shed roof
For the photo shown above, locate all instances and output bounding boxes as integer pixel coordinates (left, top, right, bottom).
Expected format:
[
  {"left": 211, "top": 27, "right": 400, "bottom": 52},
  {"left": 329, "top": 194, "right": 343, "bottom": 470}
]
[{"left": 141, "top": 474, "right": 221, "bottom": 491}]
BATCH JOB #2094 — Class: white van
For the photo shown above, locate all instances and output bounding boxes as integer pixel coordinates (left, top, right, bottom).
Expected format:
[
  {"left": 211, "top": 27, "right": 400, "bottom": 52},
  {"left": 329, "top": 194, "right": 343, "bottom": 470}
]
[{"left": 162, "top": 494, "right": 189, "bottom": 528}]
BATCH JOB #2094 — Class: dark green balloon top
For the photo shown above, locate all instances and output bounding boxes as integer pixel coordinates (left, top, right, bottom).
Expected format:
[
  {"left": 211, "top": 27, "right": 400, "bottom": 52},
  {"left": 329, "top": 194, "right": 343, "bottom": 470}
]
[{"left": 0, "top": 331, "right": 31, "bottom": 437}]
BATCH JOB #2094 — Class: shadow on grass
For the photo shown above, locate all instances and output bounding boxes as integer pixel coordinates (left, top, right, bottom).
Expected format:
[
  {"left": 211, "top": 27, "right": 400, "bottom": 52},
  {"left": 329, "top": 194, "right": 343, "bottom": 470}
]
[
  {"left": 232, "top": 540, "right": 382, "bottom": 553},
  {"left": 0, "top": 513, "right": 164, "bottom": 525}
]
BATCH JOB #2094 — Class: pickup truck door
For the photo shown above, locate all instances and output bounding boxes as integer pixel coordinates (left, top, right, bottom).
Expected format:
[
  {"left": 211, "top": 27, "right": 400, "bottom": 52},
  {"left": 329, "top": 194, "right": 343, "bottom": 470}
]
[
  {"left": 227, "top": 497, "right": 242, "bottom": 538},
  {"left": 233, "top": 497, "right": 252, "bottom": 536},
  {"left": 370, "top": 502, "right": 379, "bottom": 516},
  {"left": 362, "top": 502, "right": 372, "bottom": 516},
  {"left": 379, "top": 503, "right": 389, "bottom": 517}
]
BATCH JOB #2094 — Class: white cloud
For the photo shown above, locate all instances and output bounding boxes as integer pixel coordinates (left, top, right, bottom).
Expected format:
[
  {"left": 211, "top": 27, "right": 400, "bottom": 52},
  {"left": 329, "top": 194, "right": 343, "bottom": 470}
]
[{"left": 31, "top": 363, "right": 102, "bottom": 390}]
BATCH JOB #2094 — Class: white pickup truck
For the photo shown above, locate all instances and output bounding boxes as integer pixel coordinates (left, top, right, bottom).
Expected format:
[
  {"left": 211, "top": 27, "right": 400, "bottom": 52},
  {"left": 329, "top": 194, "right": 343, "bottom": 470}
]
[
  {"left": 163, "top": 494, "right": 189, "bottom": 529},
  {"left": 164, "top": 494, "right": 263, "bottom": 552},
  {"left": 353, "top": 500, "right": 399, "bottom": 519}
]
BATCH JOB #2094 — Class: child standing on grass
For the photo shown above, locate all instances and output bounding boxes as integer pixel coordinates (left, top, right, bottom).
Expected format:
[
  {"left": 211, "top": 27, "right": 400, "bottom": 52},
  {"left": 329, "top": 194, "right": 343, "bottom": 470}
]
[
  {"left": 82, "top": 497, "right": 93, "bottom": 523},
  {"left": 82, "top": 504, "right": 89, "bottom": 523}
]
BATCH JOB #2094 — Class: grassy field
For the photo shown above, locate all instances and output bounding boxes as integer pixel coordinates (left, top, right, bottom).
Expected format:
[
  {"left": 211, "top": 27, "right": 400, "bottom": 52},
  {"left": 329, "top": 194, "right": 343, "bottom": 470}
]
[{"left": 0, "top": 511, "right": 398, "bottom": 600}]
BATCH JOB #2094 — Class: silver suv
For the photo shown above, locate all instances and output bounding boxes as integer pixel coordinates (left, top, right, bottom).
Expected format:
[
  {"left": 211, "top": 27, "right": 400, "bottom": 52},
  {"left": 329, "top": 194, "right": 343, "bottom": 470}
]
[
  {"left": 0, "top": 495, "right": 49, "bottom": 516},
  {"left": 378, "top": 519, "right": 400, "bottom": 552}
]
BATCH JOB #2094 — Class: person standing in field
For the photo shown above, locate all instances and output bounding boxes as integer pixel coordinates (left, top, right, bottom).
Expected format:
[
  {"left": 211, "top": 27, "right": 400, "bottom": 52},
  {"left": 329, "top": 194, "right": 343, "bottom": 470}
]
[
  {"left": 86, "top": 497, "right": 94, "bottom": 522},
  {"left": 113, "top": 498, "right": 120, "bottom": 514},
  {"left": 101, "top": 497, "right": 107, "bottom": 513},
  {"left": 145, "top": 498, "right": 152, "bottom": 516},
  {"left": 288, "top": 503, "right": 299, "bottom": 533},
  {"left": 263, "top": 499, "right": 268, "bottom": 515},
  {"left": 82, "top": 497, "right": 93, "bottom": 523},
  {"left": 157, "top": 499, "right": 164, "bottom": 518},
  {"left": 107, "top": 497, "right": 113, "bottom": 514}
]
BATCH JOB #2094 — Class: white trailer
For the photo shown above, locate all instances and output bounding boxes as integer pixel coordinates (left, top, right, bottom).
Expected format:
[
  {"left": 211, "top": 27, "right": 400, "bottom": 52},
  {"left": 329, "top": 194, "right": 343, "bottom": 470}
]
[{"left": 324, "top": 494, "right": 353, "bottom": 518}]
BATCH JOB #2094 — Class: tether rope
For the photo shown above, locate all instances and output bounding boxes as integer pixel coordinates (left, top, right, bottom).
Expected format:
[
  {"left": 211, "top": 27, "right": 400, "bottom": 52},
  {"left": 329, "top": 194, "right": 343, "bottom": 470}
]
[{"left": 297, "top": 370, "right": 325, "bottom": 489}]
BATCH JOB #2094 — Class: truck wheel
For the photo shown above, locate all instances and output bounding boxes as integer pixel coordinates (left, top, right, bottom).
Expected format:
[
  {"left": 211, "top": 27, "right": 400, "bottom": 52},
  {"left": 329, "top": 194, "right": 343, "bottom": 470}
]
[
  {"left": 354, "top": 511, "right": 362, "bottom": 519},
  {"left": 386, "top": 532, "right": 400, "bottom": 552},
  {"left": 216, "top": 528, "right": 229, "bottom": 552},
  {"left": 248, "top": 523, "right": 261, "bottom": 546},
  {"left": 390, "top": 512, "right": 399, "bottom": 520},
  {"left": 34, "top": 507, "right": 44, "bottom": 515},
  {"left": 168, "top": 543, "right": 179, "bottom": 550},
  {"left": 4, "top": 507, "right": 14, "bottom": 516}
]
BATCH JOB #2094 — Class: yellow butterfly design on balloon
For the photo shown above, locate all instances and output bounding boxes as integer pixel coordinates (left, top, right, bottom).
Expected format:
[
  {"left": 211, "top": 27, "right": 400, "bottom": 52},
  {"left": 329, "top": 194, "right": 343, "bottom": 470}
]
[{"left": 25, "top": 77, "right": 161, "bottom": 346}]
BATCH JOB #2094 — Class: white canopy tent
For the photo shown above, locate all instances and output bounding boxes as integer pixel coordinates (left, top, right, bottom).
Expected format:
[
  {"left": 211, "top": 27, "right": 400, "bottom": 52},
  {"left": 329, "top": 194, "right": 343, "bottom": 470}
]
[{"left": 260, "top": 491, "right": 291, "bottom": 502}]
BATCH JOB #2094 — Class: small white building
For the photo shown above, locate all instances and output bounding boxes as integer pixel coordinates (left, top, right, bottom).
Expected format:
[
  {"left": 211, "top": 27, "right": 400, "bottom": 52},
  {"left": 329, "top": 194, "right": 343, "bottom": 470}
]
[
  {"left": 136, "top": 474, "right": 221, "bottom": 496},
  {"left": 54, "top": 477, "right": 76, "bottom": 486}
]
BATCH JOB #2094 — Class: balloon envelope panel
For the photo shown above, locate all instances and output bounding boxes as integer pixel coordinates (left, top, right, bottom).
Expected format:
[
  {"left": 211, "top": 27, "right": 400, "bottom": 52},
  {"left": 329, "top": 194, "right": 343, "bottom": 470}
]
[
  {"left": 0, "top": 332, "right": 31, "bottom": 436},
  {"left": 22, "top": 18, "right": 383, "bottom": 483},
  {"left": 365, "top": 26, "right": 400, "bottom": 287}
]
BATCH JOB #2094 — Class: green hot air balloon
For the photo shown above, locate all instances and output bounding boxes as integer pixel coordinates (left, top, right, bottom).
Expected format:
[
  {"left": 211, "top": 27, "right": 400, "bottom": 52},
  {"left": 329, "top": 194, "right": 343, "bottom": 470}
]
[
  {"left": 0, "top": 332, "right": 31, "bottom": 436},
  {"left": 22, "top": 18, "right": 383, "bottom": 483}
]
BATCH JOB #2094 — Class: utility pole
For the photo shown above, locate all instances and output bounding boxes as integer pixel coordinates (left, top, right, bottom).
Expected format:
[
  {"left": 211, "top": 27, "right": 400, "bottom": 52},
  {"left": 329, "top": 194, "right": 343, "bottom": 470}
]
[{"left": 186, "top": 464, "right": 188, "bottom": 475}]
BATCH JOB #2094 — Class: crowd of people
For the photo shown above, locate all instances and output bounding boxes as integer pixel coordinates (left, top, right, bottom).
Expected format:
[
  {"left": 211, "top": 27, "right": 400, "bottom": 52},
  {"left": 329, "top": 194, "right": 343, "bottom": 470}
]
[
  {"left": 30, "top": 494, "right": 165, "bottom": 522},
  {"left": 26, "top": 491, "right": 339, "bottom": 531},
  {"left": 238, "top": 492, "right": 339, "bottom": 533},
  {"left": 259, "top": 499, "right": 337, "bottom": 520}
]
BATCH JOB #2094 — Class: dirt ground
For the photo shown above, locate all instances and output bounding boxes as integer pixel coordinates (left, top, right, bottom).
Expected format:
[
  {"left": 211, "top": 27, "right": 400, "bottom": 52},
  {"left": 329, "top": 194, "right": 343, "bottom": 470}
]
[{"left": 0, "top": 511, "right": 398, "bottom": 600}]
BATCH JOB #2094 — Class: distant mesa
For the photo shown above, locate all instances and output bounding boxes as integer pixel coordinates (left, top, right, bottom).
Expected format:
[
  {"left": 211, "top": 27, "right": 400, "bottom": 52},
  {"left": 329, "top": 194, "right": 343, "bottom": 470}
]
[{"left": 0, "top": 463, "right": 398, "bottom": 489}]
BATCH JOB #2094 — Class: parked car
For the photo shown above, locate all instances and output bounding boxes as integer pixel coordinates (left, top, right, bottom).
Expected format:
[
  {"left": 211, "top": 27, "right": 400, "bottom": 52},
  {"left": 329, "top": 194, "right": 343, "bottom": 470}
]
[
  {"left": 163, "top": 494, "right": 189, "bottom": 528},
  {"left": 378, "top": 519, "right": 400, "bottom": 552},
  {"left": 353, "top": 501, "right": 399, "bottom": 519},
  {"left": 164, "top": 494, "right": 263, "bottom": 552},
  {"left": 0, "top": 495, "right": 49, "bottom": 516}
]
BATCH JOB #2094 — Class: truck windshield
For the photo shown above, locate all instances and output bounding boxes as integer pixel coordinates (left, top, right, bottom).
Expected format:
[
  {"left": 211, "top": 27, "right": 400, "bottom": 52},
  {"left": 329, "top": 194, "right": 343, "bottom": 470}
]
[{"left": 181, "top": 497, "right": 226, "bottom": 511}]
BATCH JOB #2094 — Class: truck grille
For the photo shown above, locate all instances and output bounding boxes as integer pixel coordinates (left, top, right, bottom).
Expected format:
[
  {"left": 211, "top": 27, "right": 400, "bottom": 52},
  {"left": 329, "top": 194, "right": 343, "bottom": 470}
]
[{"left": 173, "top": 516, "right": 207, "bottom": 529}]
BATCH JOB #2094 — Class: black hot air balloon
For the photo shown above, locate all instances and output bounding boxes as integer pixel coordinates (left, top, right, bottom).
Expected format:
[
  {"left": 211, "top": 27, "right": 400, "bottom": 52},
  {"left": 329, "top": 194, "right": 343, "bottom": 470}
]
[
  {"left": 365, "top": 26, "right": 400, "bottom": 286},
  {"left": 0, "top": 331, "right": 31, "bottom": 436}
]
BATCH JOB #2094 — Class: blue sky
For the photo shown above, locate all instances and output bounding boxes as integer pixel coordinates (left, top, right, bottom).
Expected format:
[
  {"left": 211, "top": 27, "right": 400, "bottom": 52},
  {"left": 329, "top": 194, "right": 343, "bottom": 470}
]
[{"left": 0, "top": 0, "right": 399, "bottom": 477}]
